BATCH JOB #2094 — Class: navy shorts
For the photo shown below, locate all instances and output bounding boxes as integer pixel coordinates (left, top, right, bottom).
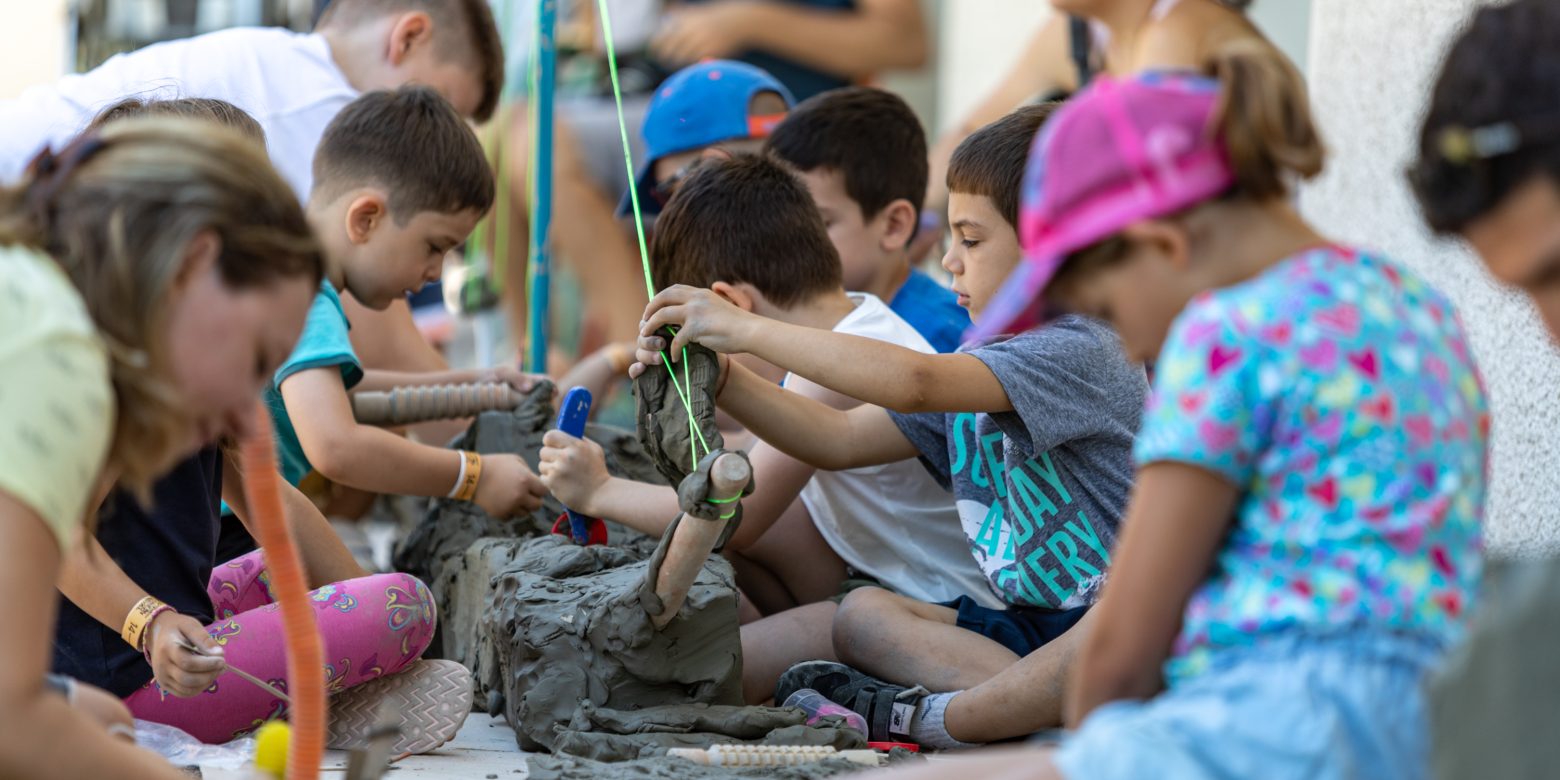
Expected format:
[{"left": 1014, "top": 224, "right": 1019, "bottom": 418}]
[{"left": 940, "top": 596, "right": 1091, "bottom": 657}]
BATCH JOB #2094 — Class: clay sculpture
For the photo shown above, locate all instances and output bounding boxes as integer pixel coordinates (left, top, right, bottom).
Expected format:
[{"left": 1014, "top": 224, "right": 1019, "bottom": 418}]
[{"left": 392, "top": 380, "right": 663, "bottom": 669}]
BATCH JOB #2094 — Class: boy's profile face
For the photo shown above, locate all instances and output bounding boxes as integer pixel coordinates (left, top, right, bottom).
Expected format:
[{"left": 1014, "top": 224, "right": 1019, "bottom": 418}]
[
  {"left": 346, "top": 201, "right": 481, "bottom": 310},
  {"left": 795, "top": 167, "right": 888, "bottom": 294},
  {"left": 944, "top": 192, "right": 1022, "bottom": 321}
]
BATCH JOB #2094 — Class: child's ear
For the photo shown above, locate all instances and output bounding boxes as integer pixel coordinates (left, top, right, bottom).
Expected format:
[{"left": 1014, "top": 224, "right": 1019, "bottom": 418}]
[
  {"left": 878, "top": 198, "right": 920, "bottom": 253},
  {"left": 387, "top": 11, "right": 434, "bottom": 64},
  {"left": 1121, "top": 220, "right": 1189, "bottom": 270},
  {"left": 710, "top": 281, "right": 757, "bottom": 312},
  {"left": 344, "top": 195, "right": 388, "bottom": 245},
  {"left": 173, "top": 229, "right": 222, "bottom": 292}
]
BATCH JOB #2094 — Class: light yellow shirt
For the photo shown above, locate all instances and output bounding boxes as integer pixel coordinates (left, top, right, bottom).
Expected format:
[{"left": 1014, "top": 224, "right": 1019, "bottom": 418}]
[{"left": 0, "top": 244, "right": 112, "bottom": 551}]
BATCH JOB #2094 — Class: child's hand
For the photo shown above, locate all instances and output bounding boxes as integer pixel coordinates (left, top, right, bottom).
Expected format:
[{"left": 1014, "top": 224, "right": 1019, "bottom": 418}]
[
  {"left": 145, "top": 612, "right": 226, "bottom": 698},
  {"left": 629, "top": 342, "right": 730, "bottom": 398},
  {"left": 482, "top": 367, "right": 551, "bottom": 396},
  {"left": 473, "top": 454, "right": 549, "bottom": 517},
  {"left": 537, "top": 430, "right": 610, "bottom": 516},
  {"left": 638, "top": 285, "right": 757, "bottom": 359}
]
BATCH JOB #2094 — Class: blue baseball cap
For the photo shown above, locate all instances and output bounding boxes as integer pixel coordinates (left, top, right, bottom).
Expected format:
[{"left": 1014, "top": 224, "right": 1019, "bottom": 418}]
[{"left": 618, "top": 60, "right": 794, "bottom": 217}]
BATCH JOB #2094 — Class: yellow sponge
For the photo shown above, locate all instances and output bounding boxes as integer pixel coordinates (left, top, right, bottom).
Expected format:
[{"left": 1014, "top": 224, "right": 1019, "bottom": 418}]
[{"left": 253, "top": 720, "right": 291, "bottom": 778}]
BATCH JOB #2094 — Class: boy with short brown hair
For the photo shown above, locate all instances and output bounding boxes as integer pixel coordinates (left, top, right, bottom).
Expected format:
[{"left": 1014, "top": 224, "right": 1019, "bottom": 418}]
[
  {"left": 271, "top": 86, "right": 547, "bottom": 521},
  {"left": 765, "top": 86, "right": 971, "bottom": 352}
]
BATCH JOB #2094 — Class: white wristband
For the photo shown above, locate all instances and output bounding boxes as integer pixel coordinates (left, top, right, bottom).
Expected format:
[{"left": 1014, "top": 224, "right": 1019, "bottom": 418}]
[{"left": 447, "top": 450, "right": 468, "bottom": 499}]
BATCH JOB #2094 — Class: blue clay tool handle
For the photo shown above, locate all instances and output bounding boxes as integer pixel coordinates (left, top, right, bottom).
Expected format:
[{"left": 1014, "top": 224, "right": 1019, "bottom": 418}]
[{"left": 554, "top": 386, "right": 594, "bottom": 543}]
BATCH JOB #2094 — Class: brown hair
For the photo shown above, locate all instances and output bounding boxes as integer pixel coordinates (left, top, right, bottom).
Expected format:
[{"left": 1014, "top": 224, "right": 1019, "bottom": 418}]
[
  {"left": 1048, "top": 43, "right": 1325, "bottom": 299},
  {"left": 652, "top": 154, "right": 842, "bottom": 308},
  {"left": 1411, "top": 0, "right": 1560, "bottom": 234},
  {"left": 87, "top": 97, "right": 266, "bottom": 142},
  {"left": 765, "top": 87, "right": 928, "bottom": 229},
  {"left": 317, "top": 0, "right": 504, "bottom": 122},
  {"left": 311, "top": 86, "right": 495, "bottom": 223},
  {"left": 0, "top": 119, "right": 322, "bottom": 498},
  {"left": 947, "top": 103, "right": 1060, "bottom": 230},
  {"left": 1209, "top": 41, "right": 1325, "bottom": 201}
]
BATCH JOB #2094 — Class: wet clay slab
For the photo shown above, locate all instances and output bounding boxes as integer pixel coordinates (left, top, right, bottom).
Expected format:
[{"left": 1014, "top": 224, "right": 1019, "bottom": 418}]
[
  {"left": 525, "top": 753, "right": 877, "bottom": 780},
  {"left": 482, "top": 535, "right": 745, "bottom": 753},
  {"left": 548, "top": 703, "right": 866, "bottom": 762},
  {"left": 396, "top": 375, "right": 864, "bottom": 767}
]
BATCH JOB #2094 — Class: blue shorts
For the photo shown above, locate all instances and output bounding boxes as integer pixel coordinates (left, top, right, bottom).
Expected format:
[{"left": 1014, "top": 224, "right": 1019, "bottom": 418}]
[
  {"left": 1053, "top": 629, "right": 1444, "bottom": 780},
  {"left": 940, "top": 596, "right": 1090, "bottom": 657}
]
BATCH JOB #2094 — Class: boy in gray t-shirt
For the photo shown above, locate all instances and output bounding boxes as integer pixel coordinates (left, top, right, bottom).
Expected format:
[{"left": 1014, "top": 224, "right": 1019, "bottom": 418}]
[
  {"left": 630, "top": 104, "right": 1145, "bottom": 748},
  {"left": 889, "top": 315, "right": 1142, "bottom": 611}
]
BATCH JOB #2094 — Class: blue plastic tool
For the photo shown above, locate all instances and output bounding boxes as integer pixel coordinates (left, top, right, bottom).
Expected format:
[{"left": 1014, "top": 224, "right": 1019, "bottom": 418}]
[{"left": 554, "top": 386, "right": 595, "bottom": 543}]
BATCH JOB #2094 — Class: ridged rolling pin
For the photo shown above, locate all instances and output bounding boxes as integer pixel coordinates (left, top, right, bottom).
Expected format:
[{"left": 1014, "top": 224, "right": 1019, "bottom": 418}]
[
  {"left": 667, "top": 745, "right": 884, "bottom": 767},
  {"left": 351, "top": 382, "right": 523, "bottom": 426}
]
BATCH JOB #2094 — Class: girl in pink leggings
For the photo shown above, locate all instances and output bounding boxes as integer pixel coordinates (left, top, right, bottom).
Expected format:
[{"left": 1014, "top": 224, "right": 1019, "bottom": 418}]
[
  {"left": 123, "top": 551, "right": 437, "bottom": 743},
  {"left": 55, "top": 445, "right": 470, "bottom": 756}
]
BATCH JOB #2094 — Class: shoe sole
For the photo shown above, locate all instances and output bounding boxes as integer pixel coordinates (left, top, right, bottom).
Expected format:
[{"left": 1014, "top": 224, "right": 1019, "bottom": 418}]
[
  {"left": 327, "top": 659, "right": 474, "bottom": 757},
  {"left": 775, "top": 660, "right": 853, "bottom": 707}
]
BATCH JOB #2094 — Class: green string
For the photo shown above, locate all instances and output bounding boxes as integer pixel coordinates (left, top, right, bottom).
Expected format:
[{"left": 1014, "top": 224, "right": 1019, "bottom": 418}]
[
  {"left": 683, "top": 353, "right": 700, "bottom": 464},
  {"left": 596, "top": 0, "right": 713, "bottom": 470},
  {"left": 596, "top": 0, "right": 655, "bottom": 301}
]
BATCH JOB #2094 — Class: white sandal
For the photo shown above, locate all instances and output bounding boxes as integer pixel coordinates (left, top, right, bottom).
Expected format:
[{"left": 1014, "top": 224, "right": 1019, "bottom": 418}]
[{"left": 327, "top": 659, "right": 473, "bottom": 757}]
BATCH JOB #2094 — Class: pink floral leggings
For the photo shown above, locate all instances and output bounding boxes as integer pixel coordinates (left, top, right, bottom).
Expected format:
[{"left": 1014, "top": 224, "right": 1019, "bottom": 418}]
[{"left": 125, "top": 551, "right": 437, "bottom": 743}]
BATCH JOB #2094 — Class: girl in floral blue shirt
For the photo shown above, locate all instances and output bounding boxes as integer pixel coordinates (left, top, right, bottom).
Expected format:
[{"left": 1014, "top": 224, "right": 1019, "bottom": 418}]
[{"left": 876, "top": 46, "right": 1489, "bottom": 780}]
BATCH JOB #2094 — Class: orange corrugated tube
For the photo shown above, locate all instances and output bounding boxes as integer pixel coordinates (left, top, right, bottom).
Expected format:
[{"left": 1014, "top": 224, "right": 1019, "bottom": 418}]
[{"left": 240, "top": 400, "right": 326, "bottom": 780}]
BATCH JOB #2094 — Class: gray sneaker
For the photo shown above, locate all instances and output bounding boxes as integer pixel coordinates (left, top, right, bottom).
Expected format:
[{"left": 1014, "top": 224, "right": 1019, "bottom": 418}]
[{"left": 775, "top": 660, "right": 927, "bottom": 745}]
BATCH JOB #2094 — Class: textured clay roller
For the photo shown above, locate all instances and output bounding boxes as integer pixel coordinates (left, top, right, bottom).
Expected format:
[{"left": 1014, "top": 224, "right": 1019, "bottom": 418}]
[
  {"left": 351, "top": 382, "right": 523, "bottom": 426},
  {"left": 667, "top": 744, "right": 884, "bottom": 767}
]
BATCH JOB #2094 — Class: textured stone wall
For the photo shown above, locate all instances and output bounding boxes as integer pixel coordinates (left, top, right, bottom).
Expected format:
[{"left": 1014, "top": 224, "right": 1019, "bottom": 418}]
[{"left": 1302, "top": 0, "right": 1560, "bottom": 557}]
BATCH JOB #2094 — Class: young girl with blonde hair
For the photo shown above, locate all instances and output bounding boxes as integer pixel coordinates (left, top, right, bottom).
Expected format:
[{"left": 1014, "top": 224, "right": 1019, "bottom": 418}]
[{"left": 0, "top": 115, "right": 322, "bottom": 777}]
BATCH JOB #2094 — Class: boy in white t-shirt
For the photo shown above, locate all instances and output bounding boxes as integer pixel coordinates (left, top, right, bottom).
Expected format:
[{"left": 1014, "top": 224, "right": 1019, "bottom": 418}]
[
  {"left": 0, "top": 0, "right": 502, "bottom": 193},
  {"left": 0, "top": 0, "right": 505, "bottom": 384},
  {"left": 538, "top": 154, "right": 990, "bottom": 703}
]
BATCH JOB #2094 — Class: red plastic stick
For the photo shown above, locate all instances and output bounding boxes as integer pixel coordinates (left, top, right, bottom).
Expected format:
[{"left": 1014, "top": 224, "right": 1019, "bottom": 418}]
[{"left": 240, "top": 401, "right": 326, "bottom": 780}]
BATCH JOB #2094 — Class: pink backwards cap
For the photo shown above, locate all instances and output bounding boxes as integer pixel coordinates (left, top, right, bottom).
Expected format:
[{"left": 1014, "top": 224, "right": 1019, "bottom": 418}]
[{"left": 968, "top": 71, "right": 1236, "bottom": 341}]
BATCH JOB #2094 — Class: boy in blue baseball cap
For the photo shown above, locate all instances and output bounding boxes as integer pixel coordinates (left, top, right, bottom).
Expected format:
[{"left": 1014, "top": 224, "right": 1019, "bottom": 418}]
[{"left": 620, "top": 59, "right": 795, "bottom": 219}]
